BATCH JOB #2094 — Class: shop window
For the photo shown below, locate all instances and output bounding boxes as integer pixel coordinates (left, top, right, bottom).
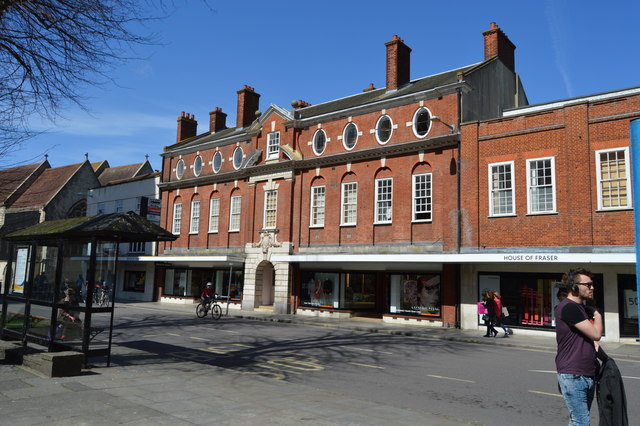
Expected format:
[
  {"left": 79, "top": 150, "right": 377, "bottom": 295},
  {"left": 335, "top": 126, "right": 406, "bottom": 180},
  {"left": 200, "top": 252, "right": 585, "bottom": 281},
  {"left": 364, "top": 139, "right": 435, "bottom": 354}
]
[
  {"left": 489, "top": 161, "right": 515, "bottom": 216},
  {"left": 123, "top": 271, "right": 146, "bottom": 293},
  {"left": 375, "top": 177, "right": 392, "bottom": 224},
  {"left": 389, "top": 273, "right": 441, "bottom": 317},
  {"left": 301, "top": 272, "right": 340, "bottom": 308},
  {"left": 596, "top": 147, "right": 632, "bottom": 210},
  {"left": 310, "top": 185, "right": 325, "bottom": 227},
  {"left": 163, "top": 268, "right": 244, "bottom": 300},
  {"left": 343, "top": 122, "right": 358, "bottom": 150},
  {"left": 527, "top": 157, "right": 556, "bottom": 214},
  {"left": 342, "top": 272, "right": 376, "bottom": 310},
  {"left": 618, "top": 274, "right": 638, "bottom": 337}
]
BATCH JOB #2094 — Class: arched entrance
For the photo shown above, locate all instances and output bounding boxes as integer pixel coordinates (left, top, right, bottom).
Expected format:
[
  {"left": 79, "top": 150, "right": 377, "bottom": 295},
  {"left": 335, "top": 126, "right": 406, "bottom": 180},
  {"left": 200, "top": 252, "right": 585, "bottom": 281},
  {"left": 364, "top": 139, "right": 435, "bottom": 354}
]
[{"left": 255, "top": 260, "right": 275, "bottom": 308}]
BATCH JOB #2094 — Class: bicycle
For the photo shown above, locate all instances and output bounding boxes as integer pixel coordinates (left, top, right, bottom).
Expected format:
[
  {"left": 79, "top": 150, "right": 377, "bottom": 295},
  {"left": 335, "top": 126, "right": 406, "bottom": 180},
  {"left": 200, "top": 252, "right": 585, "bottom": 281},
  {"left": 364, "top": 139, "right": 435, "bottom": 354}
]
[
  {"left": 93, "top": 286, "right": 110, "bottom": 307},
  {"left": 196, "top": 299, "right": 222, "bottom": 319}
]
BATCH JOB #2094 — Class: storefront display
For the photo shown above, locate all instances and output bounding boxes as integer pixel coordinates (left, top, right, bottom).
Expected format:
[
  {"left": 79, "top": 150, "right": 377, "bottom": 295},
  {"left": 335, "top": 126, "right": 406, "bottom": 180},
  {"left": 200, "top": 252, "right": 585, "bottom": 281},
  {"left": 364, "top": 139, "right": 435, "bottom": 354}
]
[
  {"left": 163, "top": 267, "right": 244, "bottom": 300},
  {"left": 390, "top": 273, "right": 441, "bottom": 317}
]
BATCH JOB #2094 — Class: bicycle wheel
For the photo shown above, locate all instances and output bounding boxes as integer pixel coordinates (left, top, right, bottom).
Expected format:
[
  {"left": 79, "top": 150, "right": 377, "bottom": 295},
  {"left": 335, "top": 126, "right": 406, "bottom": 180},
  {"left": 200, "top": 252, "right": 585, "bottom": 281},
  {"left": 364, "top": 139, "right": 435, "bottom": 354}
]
[
  {"left": 196, "top": 303, "right": 207, "bottom": 318},
  {"left": 101, "top": 293, "right": 109, "bottom": 307},
  {"left": 211, "top": 304, "right": 222, "bottom": 320}
]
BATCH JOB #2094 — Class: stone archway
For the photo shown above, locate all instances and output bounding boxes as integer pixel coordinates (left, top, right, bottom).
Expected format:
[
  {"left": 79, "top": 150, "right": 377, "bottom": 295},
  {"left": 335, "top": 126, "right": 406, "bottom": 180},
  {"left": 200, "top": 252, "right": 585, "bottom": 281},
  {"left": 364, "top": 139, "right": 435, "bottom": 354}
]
[{"left": 255, "top": 260, "right": 275, "bottom": 307}]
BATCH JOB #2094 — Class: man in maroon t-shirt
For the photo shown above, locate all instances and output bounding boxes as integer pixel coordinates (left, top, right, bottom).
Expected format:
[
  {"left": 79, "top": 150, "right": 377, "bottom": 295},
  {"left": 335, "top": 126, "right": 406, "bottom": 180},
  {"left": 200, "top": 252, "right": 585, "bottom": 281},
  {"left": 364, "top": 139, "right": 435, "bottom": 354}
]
[{"left": 555, "top": 267, "right": 603, "bottom": 425}]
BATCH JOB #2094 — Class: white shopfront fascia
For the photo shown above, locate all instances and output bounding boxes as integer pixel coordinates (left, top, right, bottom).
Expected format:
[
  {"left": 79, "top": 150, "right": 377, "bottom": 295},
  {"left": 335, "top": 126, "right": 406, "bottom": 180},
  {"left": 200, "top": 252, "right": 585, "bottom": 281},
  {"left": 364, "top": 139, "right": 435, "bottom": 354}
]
[
  {"left": 271, "top": 252, "right": 635, "bottom": 264},
  {"left": 136, "top": 255, "right": 245, "bottom": 266}
]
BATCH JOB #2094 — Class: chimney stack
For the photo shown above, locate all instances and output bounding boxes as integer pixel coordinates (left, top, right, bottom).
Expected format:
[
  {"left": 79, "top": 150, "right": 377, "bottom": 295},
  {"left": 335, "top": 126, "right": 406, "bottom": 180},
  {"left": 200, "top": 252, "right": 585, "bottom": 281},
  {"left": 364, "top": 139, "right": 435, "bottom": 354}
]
[
  {"left": 483, "top": 22, "right": 516, "bottom": 72},
  {"left": 176, "top": 112, "right": 197, "bottom": 143},
  {"left": 209, "top": 107, "right": 227, "bottom": 133},
  {"left": 385, "top": 35, "right": 411, "bottom": 91},
  {"left": 236, "top": 85, "right": 260, "bottom": 129}
]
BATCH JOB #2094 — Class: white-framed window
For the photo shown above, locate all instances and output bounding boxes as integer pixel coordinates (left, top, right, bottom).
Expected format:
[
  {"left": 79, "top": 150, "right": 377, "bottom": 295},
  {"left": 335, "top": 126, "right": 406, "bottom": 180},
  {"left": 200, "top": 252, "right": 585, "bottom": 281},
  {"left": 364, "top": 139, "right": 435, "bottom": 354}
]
[
  {"left": 527, "top": 157, "right": 556, "bottom": 214},
  {"left": 194, "top": 155, "right": 203, "bottom": 176},
  {"left": 263, "top": 190, "right": 277, "bottom": 229},
  {"left": 376, "top": 115, "right": 393, "bottom": 144},
  {"left": 212, "top": 151, "right": 222, "bottom": 173},
  {"left": 229, "top": 195, "right": 242, "bottom": 232},
  {"left": 172, "top": 203, "right": 182, "bottom": 234},
  {"left": 343, "top": 122, "right": 358, "bottom": 150},
  {"left": 175, "top": 159, "right": 185, "bottom": 179},
  {"left": 412, "top": 173, "right": 432, "bottom": 222},
  {"left": 310, "top": 185, "right": 326, "bottom": 227},
  {"left": 97, "top": 203, "right": 106, "bottom": 215},
  {"left": 375, "top": 178, "right": 393, "bottom": 223},
  {"left": 340, "top": 182, "right": 358, "bottom": 226},
  {"left": 189, "top": 200, "right": 200, "bottom": 234},
  {"left": 128, "top": 242, "right": 145, "bottom": 253},
  {"left": 115, "top": 200, "right": 123, "bottom": 213},
  {"left": 233, "top": 147, "right": 244, "bottom": 169},
  {"left": 267, "top": 131, "right": 280, "bottom": 160},
  {"left": 596, "top": 147, "right": 632, "bottom": 210},
  {"left": 412, "top": 107, "right": 432, "bottom": 138},
  {"left": 489, "top": 161, "right": 515, "bottom": 216},
  {"left": 313, "top": 129, "right": 327, "bottom": 156},
  {"left": 208, "top": 198, "right": 220, "bottom": 233}
]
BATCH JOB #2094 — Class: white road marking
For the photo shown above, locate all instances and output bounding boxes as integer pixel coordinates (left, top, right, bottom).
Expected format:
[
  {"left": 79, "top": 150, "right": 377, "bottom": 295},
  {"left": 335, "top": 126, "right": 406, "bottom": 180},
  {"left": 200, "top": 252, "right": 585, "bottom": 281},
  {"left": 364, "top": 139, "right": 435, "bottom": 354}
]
[
  {"left": 349, "top": 362, "right": 385, "bottom": 369},
  {"left": 529, "top": 390, "right": 562, "bottom": 397},
  {"left": 427, "top": 374, "right": 475, "bottom": 383},
  {"left": 349, "top": 347, "right": 393, "bottom": 355}
]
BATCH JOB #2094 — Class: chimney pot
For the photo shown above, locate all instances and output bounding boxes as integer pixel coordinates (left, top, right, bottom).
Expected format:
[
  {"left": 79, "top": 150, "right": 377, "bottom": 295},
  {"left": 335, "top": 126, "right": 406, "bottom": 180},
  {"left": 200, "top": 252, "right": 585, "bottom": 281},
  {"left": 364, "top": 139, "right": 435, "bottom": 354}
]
[{"left": 176, "top": 112, "right": 197, "bottom": 143}]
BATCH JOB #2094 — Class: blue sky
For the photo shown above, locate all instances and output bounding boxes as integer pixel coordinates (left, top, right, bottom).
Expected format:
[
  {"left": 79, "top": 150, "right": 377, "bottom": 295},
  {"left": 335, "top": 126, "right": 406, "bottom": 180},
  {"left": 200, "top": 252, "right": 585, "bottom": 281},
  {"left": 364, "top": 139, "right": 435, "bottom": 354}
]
[{"left": 6, "top": 0, "right": 639, "bottom": 171}]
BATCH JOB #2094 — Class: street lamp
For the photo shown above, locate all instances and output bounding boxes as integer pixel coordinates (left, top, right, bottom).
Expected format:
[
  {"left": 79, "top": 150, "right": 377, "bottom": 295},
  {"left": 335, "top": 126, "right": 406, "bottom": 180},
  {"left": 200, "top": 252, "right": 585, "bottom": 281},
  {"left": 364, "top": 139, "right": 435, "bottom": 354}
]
[{"left": 430, "top": 116, "right": 455, "bottom": 133}]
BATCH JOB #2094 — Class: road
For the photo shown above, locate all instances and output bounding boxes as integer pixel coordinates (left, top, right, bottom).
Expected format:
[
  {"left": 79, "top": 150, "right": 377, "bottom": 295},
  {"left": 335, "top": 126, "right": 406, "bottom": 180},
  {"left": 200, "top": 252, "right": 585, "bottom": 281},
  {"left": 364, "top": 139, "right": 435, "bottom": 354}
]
[{"left": 108, "top": 305, "right": 640, "bottom": 425}]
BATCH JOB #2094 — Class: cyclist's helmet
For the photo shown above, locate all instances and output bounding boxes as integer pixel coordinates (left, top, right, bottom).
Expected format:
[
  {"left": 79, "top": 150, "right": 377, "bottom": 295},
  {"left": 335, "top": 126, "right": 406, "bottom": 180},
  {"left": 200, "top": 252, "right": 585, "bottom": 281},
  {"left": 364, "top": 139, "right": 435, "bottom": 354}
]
[{"left": 206, "top": 282, "right": 213, "bottom": 287}]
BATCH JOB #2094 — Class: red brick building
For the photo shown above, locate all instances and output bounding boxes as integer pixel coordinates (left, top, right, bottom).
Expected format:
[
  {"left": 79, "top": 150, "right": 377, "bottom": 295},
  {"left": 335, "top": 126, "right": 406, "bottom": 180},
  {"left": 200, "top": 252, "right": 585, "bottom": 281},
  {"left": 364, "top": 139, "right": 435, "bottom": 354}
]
[{"left": 156, "top": 23, "right": 638, "bottom": 341}]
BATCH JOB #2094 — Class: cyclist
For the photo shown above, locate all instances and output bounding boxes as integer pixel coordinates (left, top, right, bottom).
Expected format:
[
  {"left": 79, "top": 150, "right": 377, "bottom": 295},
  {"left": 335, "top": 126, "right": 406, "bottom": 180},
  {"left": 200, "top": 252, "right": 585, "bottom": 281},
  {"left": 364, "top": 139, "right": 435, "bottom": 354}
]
[{"left": 200, "top": 282, "right": 218, "bottom": 307}]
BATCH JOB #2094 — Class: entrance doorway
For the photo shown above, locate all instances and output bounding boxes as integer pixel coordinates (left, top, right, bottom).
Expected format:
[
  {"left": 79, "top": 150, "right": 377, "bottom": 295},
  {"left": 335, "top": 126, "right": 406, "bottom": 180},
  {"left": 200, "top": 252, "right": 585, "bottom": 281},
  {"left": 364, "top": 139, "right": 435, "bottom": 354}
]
[{"left": 256, "top": 261, "right": 275, "bottom": 307}]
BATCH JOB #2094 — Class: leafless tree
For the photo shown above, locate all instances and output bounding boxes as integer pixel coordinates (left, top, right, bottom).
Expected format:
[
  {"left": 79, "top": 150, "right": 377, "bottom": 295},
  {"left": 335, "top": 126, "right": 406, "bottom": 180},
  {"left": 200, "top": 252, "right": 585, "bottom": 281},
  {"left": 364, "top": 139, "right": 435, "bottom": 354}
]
[{"left": 0, "top": 0, "right": 163, "bottom": 158}]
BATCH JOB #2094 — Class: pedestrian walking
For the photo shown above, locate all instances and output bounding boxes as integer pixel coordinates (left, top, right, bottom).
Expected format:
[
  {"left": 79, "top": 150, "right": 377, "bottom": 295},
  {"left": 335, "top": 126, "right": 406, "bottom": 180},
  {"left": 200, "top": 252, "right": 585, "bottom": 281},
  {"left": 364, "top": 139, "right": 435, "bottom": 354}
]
[
  {"left": 555, "top": 267, "right": 602, "bottom": 425},
  {"left": 482, "top": 290, "right": 499, "bottom": 337}
]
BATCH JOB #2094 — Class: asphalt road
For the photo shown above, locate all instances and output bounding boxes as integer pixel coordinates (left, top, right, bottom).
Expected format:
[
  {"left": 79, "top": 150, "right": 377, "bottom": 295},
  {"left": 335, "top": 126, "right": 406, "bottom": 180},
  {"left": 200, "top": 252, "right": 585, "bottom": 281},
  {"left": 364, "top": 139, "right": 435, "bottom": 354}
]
[{"left": 109, "top": 305, "right": 640, "bottom": 426}]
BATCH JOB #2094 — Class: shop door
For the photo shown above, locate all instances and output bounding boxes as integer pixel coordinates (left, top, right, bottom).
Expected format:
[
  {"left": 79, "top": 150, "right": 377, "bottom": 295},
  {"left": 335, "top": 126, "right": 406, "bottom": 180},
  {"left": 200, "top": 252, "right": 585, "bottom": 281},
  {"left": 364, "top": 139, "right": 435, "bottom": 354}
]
[{"left": 618, "top": 274, "right": 638, "bottom": 338}]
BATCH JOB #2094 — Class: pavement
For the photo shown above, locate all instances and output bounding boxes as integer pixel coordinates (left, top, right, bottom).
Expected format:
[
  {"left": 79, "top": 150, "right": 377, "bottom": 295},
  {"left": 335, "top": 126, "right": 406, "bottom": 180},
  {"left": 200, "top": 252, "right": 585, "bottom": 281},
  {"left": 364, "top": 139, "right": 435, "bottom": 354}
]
[{"left": 1, "top": 301, "right": 638, "bottom": 425}]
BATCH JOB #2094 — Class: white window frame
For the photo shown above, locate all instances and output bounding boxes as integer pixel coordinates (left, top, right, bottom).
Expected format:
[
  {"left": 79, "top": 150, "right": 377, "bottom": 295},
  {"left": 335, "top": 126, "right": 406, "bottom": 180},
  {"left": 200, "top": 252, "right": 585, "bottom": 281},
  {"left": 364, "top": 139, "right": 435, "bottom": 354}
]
[
  {"left": 596, "top": 147, "right": 633, "bottom": 210},
  {"left": 342, "top": 122, "right": 358, "bottom": 150},
  {"left": 189, "top": 200, "right": 200, "bottom": 234},
  {"left": 229, "top": 196, "right": 241, "bottom": 232},
  {"left": 375, "top": 114, "right": 393, "bottom": 144},
  {"left": 128, "top": 242, "right": 145, "bottom": 253},
  {"left": 375, "top": 178, "right": 393, "bottom": 224},
  {"left": 175, "top": 159, "right": 185, "bottom": 179},
  {"left": 313, "top": 129, "right": 327, "bottom": 156},
  {"left": 310, "top": 185, "right": 326, "bottom": 228},
  {"left": 212, "top": 151, "right": 222, "bottom": 173},
  {"left": 232, "top": 147, "right": 244, "bottom": 170},
  {"left": 488, "top": 161, "right": 516, "bottom": 217},
  {"left": 172, "top": 203, "right": 182, "bottom": 234},
  {"left": 263, "top": 190, "right": 278, "bottom": 229},
  {"left": 267, "top": 131, "right": 280, "bottom": 160},
  {"left": 340, "top": 182, "right": 358, "bottom": 226},
  {"left": 412, "top": 173, "right": 432, "bottom": 222},
  {"left": 194, "top": 155, "right": 203, "bottom": 176},
  {"left": 526, "top": 156, "right": 556, "bottom": 214},
  {"left": 208, "top": 198, "right": 220, "bottom": 233},
  {"left": 412, "top": 106, "right": 432, "bottom": 138}
]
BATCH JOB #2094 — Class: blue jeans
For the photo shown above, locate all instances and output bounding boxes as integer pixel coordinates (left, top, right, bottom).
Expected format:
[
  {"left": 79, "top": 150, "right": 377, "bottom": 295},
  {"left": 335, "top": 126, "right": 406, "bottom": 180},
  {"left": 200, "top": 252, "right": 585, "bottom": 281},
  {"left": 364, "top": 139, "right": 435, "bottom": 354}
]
[{"left": 557, "top": 373, "right": 595, "bottom": 426}]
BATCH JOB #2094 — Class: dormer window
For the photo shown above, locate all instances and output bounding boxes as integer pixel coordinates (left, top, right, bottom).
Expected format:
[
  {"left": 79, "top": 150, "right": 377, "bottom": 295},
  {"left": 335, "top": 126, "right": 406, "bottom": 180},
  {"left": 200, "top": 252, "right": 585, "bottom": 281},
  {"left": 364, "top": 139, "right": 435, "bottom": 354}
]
[
  {"left": 313, "top": 129, "right": 327, "bottom": 156},
  {"left": 267, "top": 131, "right": 280, "bottom": 160},
  {"left": 413, "top": 107, "right": 432, "bottom": 138}
]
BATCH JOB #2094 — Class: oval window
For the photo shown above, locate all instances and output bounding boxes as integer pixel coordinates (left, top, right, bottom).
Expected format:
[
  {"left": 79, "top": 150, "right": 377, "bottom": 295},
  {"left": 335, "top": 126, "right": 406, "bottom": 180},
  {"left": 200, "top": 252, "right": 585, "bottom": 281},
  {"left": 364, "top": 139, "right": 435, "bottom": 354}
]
[
  {"left": 343, "top": 122, "right": 358, "bottom": 150},
  {"left": 413, "top": 107, "right": 431, "bottom": 138},
  {"left": 233, "top": 146, "right": 244, "bottom": 169},
  {"left": 376, "top": 115, "right": 393, "bottom": 144},
  {"left": 212, "top": 151, "right": 222, "bottom": 173},
  {"left": 313, "top": 129, "right": 326, "bottom": 156},
  {"left": 193, "top": 155, "right": 203, "bottom": 176},
  {"left": 175, "top": 159, "right": 185, "bottom": 179}
]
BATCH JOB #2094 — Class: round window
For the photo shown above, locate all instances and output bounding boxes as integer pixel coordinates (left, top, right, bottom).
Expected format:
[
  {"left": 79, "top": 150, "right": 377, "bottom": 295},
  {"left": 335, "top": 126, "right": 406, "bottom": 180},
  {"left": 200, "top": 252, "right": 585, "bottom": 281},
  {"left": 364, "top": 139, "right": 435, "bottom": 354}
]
[
  {"left": 376, "top": 115, "right": 392, "bottom": 144},
  {"left": 193, "top": 155, "right": 203, "bottom": 176},
  {"left": 175, "top": 159, "right": 185, "bottom": 179},
  {"left": 313, "top": 129, "right": 326, "bottom": 155},
  {"left": 413, "top": 107, "right": 431, "bottom": 138},
  {"left": 343, "top": 122, "right": 358, "bottom": 150},
  {"left": 233, "top": 147, "right": 244, "bottom": 169},
  {"left": 212, "top": 151, "right": 222, "bottom": 173}
]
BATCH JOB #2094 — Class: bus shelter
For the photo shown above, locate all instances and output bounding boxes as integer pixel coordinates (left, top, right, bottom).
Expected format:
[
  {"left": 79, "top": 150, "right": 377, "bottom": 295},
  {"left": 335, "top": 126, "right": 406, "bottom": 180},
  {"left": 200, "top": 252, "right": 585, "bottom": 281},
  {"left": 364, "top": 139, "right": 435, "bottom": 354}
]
[{"left": 0, "top": 212, "right": 176, "bottom": 365}]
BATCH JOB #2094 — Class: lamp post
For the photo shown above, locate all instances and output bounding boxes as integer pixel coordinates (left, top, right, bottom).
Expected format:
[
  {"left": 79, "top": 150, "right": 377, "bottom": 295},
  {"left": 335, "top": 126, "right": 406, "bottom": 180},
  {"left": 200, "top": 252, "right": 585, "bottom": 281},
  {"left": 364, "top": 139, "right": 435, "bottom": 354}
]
[
  {"left": 430, "top": 116, "right": 455, "bottom": 133},
  {"left": 630, "top": 118, "right": 640, "bottom": 341}
]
